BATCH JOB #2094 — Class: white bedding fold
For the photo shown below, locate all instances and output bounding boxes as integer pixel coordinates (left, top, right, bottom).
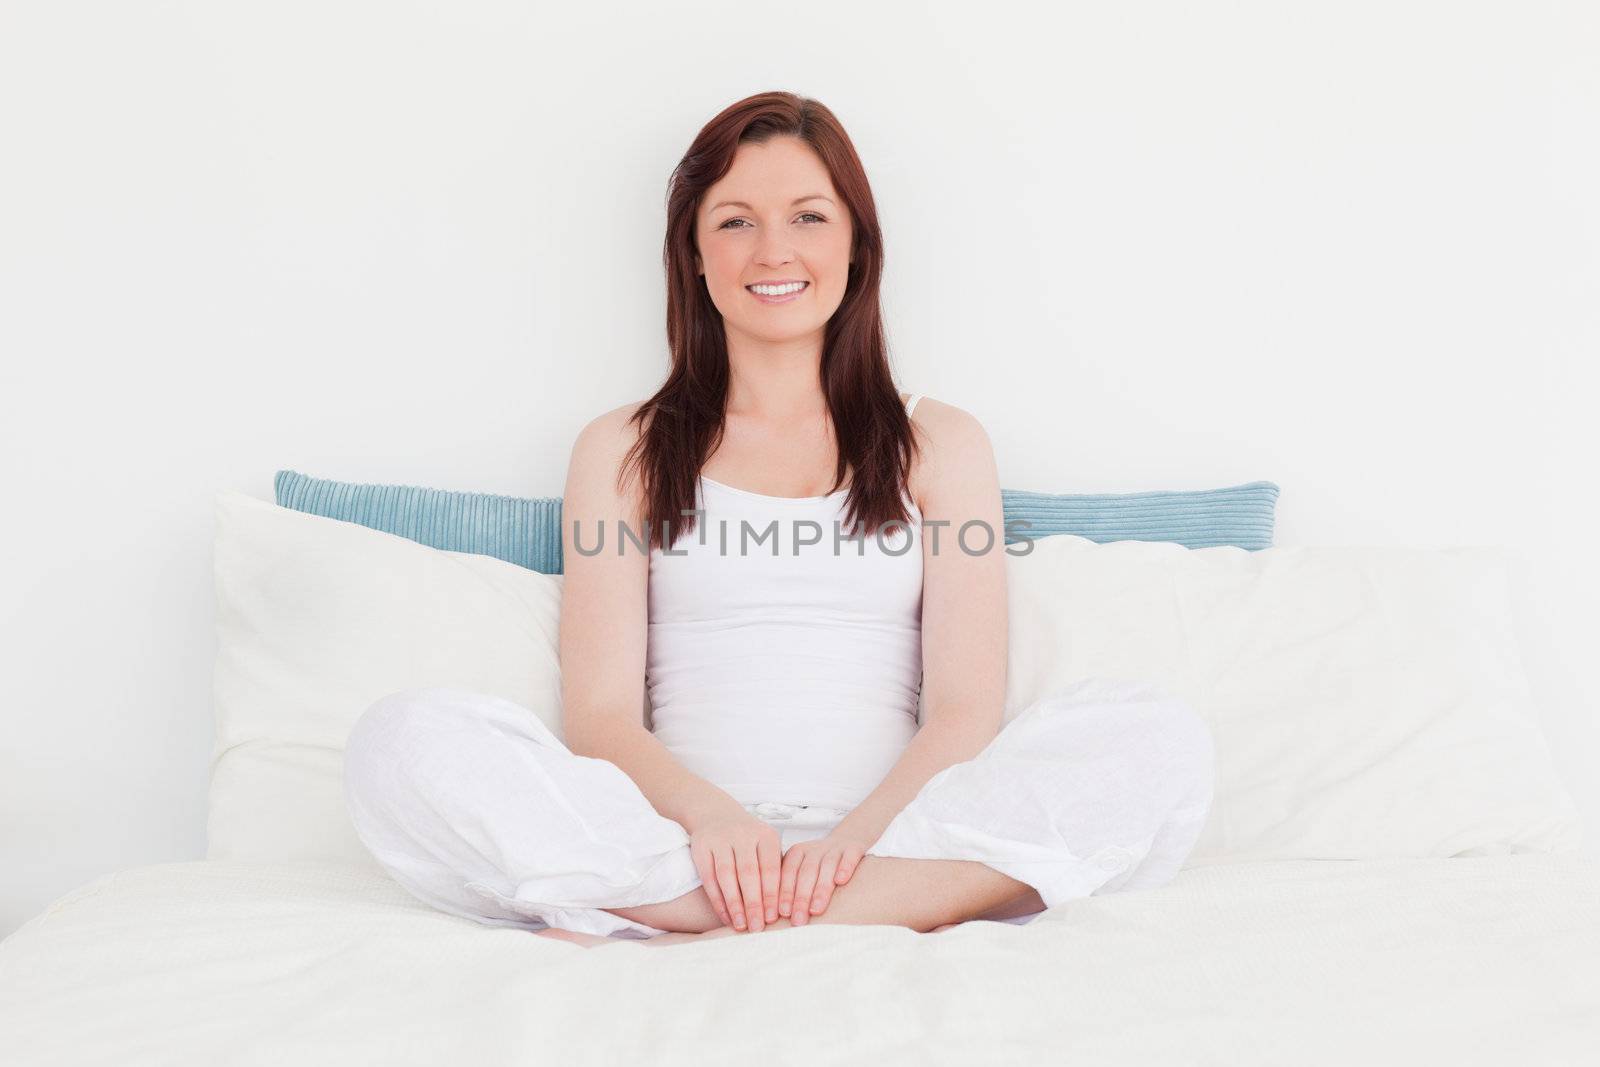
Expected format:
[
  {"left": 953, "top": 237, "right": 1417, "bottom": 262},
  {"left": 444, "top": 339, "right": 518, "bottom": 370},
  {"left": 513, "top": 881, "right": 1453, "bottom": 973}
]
[{"left": 2, "top": 854, "right": 1597, "bottom": 1065}]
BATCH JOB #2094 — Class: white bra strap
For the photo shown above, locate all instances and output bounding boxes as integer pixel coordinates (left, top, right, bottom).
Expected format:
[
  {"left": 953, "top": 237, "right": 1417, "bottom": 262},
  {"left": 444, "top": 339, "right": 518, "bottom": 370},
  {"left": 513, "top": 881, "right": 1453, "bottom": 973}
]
[{"left": 905, "top": 392, "right": 924, "bottom": 418}]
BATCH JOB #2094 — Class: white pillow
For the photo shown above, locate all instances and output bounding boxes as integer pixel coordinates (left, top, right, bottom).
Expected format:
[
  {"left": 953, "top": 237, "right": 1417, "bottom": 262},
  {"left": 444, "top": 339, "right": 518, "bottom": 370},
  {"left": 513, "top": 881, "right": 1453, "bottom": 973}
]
[
  {"left": 210, "top": 490, "right": 569, "bottom": 864},
  {"left": 1003, "top": 534, "right": 1584, "bottom": 863},
  {"left": 212, "top": 489, "right": 1584, "bottom": 867}
]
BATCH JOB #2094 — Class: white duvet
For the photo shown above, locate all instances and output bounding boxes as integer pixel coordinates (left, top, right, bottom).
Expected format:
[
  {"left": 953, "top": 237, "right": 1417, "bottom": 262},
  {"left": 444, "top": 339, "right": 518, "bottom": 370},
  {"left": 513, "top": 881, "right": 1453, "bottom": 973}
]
[{"left": 2, "top": 854, "right": 1596, "bottom": 1065}]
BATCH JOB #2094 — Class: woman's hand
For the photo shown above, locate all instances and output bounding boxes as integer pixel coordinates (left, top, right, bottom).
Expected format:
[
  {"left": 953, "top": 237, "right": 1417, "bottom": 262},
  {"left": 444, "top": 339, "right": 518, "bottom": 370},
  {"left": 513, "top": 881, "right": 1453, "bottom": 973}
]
[
  {"left": 779, "top": 827, "right": 875, "bottom": 925},
  {"left": 687, "top": 809, "right": 783, "bottom": 933}
]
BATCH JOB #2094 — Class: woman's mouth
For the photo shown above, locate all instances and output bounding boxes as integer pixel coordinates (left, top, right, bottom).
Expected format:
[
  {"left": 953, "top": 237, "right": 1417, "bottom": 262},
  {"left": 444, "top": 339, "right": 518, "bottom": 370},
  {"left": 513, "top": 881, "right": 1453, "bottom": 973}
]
[{"left": 745, "top": 281, "right": 809, "bottom": 304}]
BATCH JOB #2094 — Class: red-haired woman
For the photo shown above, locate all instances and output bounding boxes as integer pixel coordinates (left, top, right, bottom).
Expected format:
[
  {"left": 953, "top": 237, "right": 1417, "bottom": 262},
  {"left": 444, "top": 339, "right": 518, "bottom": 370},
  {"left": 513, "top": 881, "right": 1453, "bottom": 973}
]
[{"left": 343, "top": 92, "right": 1214, "bottom": 947}]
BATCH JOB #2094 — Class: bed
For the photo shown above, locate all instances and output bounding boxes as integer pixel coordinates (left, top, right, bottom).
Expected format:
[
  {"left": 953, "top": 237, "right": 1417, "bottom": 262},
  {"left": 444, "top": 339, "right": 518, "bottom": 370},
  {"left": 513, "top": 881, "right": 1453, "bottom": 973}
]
[
  {"left": 2, "top": 853, "right": 1595, "bottom": 1064},
  {"left": 2, "top": 486, "right": 1594, "bottom": 1063}
]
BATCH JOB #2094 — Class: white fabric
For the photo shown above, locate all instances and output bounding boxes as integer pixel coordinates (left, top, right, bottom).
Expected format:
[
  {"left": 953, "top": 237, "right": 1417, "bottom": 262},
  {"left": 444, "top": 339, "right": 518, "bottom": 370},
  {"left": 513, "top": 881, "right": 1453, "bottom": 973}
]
[
  {"left": 342, "top": 679, "right": 1214, "bottom": 937},
  {"left": 209, "top": 488, "right": 569, "bottom": 865},
  {"left": 644, "top": 391, "right": 925, "bottom": 811},
  {"left": 209, "top": 473, "right": 1580, "bottom": 867},
  {"left": 1004, "top": 535, "right": 1585, "bottom": 862},
  {"left": 2, "top": 854, "right": 1596, "bottom": 1064}
]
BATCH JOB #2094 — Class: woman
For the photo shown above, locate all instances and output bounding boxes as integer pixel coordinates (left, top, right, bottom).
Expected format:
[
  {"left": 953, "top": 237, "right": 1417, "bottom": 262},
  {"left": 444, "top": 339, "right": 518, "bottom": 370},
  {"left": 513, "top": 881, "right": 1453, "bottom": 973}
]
[{"left": 342, "top": 91, "right": 1215, "bottom": 947}]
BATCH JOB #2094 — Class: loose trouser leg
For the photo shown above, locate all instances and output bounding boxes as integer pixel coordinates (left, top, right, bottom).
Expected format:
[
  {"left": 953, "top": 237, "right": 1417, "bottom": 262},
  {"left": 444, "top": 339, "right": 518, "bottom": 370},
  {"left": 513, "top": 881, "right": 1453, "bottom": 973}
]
[
  {"left": 342, "top": 686, "right": 705, "bottom": 939},
  {"left": 864, "top": 677, "right": 1216, "bottom": 922}
]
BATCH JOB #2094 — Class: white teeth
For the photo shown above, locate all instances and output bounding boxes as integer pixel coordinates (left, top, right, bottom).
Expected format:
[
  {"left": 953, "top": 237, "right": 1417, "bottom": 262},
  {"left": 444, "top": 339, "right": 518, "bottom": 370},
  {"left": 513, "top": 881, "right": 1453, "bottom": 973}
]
[{"left": 748, "top": 282, "right": 807, "bottom": 295}]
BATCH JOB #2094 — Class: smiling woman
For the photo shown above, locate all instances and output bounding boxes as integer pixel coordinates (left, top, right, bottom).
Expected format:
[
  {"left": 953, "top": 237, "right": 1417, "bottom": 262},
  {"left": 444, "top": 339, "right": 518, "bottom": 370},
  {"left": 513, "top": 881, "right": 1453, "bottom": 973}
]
[
  {"left": 691, "top": 139, "right": 861, "bottom": 415},
  {"left": 341, "top": 90, "right": 1216, "bottom": 947},
  {"left": 714, "top": 195, "right": 834, "bottom": 302}
]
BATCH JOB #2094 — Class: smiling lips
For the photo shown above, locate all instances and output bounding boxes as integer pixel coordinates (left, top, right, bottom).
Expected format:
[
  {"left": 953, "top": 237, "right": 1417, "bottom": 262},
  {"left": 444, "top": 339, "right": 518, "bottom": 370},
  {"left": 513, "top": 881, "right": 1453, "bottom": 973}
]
[{"left": 746, "top": 280, "right": 809, "bottom": 304}]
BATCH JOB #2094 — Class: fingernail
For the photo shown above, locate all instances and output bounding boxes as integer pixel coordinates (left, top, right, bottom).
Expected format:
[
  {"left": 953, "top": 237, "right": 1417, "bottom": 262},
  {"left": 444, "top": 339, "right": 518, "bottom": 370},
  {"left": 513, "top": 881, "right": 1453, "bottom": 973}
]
[{"left": 734, "top": 913, "right": 745, "bottom": 929}]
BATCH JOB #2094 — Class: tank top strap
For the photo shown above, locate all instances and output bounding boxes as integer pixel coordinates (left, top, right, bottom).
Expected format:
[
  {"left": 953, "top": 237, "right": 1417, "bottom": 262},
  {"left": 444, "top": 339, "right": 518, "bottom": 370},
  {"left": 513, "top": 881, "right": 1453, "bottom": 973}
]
[{"left": 905, "top": 392, "right": 924, "bottom": 418}]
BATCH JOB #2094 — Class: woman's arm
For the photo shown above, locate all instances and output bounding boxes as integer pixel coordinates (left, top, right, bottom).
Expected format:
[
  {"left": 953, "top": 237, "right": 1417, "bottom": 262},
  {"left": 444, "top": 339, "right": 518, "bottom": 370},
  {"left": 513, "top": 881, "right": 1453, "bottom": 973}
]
[
  {"left": 832, "top": 399, "right": 1010, "bottom": 847},
  {"left": 558, "top": 403, "right": 748, "bottom": 834}
]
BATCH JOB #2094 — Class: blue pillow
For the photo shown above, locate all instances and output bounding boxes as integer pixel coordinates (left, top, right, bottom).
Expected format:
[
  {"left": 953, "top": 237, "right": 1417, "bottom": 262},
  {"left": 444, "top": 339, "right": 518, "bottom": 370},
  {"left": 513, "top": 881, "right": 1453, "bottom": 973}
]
[
  {"left": 1002, "top": 481, "right": 1279, "bottom": 551},
  {"left": 275, "top": 469, "right": 1279, "bottom": 575},
  {"left": 274, "top": 469, "right": 564, "bottom": 574}
]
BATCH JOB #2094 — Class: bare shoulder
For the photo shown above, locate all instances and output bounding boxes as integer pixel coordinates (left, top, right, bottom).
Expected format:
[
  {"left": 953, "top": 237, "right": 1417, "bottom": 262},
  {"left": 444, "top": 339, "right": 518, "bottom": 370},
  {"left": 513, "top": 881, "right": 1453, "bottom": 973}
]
[
  {"left": 906, "top": 395, "right": 987, "bottom": 442},
  {"left": 565, "top": 399, "right": 653, "bottom": 518},
  {"left": 574, "top": 399, "right": 650, "bottom": 452},
  {"left": 903, "top": 396, "right": 998, "bottom": 513}
]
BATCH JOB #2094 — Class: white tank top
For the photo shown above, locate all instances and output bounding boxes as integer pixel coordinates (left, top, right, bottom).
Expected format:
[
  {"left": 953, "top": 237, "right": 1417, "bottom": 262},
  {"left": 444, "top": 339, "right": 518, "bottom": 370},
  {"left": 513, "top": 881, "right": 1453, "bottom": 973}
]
[{"left": 645, "top": 393, "right": 926, "bottom": 811}]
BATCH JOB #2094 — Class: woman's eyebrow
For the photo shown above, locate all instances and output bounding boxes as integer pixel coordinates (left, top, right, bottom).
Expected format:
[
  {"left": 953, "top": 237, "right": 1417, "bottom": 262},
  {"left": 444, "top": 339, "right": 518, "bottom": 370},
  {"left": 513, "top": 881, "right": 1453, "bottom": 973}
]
[{"left": 709, "top": 195, "right": 835, "bottom": 212}]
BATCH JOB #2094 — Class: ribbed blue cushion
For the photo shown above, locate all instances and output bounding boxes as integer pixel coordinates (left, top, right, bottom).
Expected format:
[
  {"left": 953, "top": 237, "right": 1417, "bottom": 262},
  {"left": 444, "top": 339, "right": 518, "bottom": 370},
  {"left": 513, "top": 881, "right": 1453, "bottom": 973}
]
[
  {"left": 1002, "top": 481, "right": 1279, "bottom": 551},
  {"left": 275, "top": 469, "right": 1279, "bottom": 574},
  {"left": 275, "top": 469, "right": 565, "bottom": 575}
]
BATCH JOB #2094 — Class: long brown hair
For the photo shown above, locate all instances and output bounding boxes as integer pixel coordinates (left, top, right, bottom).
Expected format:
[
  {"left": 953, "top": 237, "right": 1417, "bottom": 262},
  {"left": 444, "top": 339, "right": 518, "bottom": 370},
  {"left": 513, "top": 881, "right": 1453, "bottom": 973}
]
[{"left": 620, "top": 90, "right": 921, "bottom": 551}]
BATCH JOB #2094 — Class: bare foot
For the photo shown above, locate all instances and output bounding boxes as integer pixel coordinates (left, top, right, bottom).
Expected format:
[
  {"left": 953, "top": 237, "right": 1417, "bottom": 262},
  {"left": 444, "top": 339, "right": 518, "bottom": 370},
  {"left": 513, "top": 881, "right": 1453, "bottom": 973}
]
[
  {"left": 635, "top": 929, "right": 708, "bottom": 947},
  {"left": 533, "top": 927, "right": 614, "bottom": 948},
  {"left": 928, "top": 922, "right": 962, "bottom": 933},
  {"left": 537, "top": 922, "right": 758, "bottom": 949},
  {"left": 640, "top": 924, "right": 743, "bottom": 947}
]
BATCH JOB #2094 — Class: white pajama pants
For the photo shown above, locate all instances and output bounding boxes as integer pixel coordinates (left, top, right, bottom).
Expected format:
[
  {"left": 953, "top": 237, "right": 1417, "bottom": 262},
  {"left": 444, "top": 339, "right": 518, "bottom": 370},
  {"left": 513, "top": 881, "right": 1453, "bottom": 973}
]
[{"left": 342, "top": 678, "right": 1215, "bottom": 940}]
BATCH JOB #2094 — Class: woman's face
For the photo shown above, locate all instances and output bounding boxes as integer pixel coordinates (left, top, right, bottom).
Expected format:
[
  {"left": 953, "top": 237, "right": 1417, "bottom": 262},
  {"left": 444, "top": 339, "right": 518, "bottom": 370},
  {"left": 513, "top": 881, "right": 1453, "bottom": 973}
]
[{"left": 695, "top": 136, "right": 854, "bottom": 344}]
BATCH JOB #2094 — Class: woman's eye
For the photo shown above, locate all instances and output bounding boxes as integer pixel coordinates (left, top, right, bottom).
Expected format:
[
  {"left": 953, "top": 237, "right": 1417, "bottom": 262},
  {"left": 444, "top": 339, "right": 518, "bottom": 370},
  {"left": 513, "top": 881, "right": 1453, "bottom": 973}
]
[{"left": 718, "top": 213, "right": 827, "bottom": 230}]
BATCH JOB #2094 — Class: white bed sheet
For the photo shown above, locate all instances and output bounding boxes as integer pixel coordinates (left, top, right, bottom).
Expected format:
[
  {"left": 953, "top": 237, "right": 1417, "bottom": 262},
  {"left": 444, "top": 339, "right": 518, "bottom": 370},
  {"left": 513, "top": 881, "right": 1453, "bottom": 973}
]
[{"left": 1, "top": 853, "right": 1596, "bottom": 1065}]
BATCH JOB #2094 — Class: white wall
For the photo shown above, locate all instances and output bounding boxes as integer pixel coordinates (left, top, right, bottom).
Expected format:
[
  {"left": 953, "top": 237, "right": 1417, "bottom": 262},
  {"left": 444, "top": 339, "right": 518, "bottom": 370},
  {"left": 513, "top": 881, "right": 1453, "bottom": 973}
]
[{"left": 2, "top": 1, "right": 1596, "bottom": 935}]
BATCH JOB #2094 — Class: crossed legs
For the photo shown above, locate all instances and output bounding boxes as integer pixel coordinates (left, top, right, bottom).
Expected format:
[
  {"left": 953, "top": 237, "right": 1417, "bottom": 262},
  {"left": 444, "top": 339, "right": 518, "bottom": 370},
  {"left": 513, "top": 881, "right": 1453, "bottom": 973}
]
[
  {"left": 348, "top": 682, "right": 1212, "bottom": 947},
  {"left": 600, "top": 854, "right": 1044, "bottom": 936}
]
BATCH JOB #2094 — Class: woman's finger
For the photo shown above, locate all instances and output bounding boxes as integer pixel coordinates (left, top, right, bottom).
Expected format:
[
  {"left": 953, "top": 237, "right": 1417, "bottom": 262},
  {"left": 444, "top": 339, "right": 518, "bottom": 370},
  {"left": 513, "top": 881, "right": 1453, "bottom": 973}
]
[
  {"left": 693, "top": 845, "right": 729, "bottom": 927},
  {"left": 715, "top": 845, "right": 746, "bottom": 930},
  {"left": 809, "top": 851, "right": 842, "bottom": 915},
  {"left": 792, "top": 852, "right": 821, "bottom": 926},
  {"left": 835, "top": 845, "right": 863, "bottom": 885},
  {"left": 758, "top": 832, "right": 781, "bottom": 925},
  {"left": 735, "top": 841, "right": 765, "bottom": 932},
  {"left": 777, "top": 847, "right": 802, "bottom": 918}
]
